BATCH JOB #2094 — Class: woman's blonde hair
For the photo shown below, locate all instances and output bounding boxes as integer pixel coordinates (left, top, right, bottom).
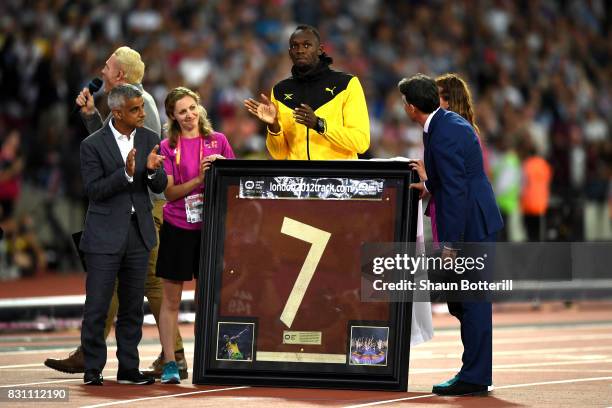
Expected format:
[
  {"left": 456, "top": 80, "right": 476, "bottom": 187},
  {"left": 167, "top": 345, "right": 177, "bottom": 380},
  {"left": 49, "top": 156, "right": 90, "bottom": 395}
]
[
  {"left": 164, "top": 87, "right": 213, "bottom": 148},
  {"left": 113, "top": 46, "right": 145, "bottom": 84},
  {"left": 435, "top": 73, "right": 480, "bottom": 136}
]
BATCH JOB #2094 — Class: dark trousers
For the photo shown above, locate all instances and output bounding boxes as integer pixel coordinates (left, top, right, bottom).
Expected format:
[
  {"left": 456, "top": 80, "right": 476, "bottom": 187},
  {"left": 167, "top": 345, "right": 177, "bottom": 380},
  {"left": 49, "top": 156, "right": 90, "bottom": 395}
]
[
  {"left": 447, "top": 231, "right": 496, "bottom": 386},
  {"left": 447, "top": 301, "right": 492, "bottom": 385},
  {"left": 81, "top": 217, "right": 149, "bottom": 372}
]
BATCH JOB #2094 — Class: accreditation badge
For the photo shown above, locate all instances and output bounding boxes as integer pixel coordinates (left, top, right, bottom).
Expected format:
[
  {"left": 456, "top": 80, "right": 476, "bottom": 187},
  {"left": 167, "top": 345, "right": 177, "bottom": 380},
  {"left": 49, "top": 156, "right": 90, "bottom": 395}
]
[{"left": 185, "top": 193, "right": 204, "bottom": 223}]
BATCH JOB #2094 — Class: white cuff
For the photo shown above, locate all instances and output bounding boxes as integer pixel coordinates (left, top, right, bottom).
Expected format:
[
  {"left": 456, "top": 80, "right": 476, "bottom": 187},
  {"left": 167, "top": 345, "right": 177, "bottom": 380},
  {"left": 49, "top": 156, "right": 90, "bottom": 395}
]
[{"left": 125, "top": 170, "right": 134, "bottom": 183}]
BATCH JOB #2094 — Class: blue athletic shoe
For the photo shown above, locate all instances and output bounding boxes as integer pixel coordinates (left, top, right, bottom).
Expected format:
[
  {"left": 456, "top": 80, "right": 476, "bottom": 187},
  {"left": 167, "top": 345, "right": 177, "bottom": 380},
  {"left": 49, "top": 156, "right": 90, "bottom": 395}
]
[{"left": 161, "top": 361, "right": 180, "bottom": 384}]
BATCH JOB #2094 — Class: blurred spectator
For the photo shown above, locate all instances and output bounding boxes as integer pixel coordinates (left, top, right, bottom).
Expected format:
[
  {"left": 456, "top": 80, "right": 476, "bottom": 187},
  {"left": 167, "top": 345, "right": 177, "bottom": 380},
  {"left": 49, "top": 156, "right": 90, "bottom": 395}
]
[
  {"left": 519, "top": 139, "right": 553, "bottom": 242},
  {"left": 0, "top": 130, "right": 23, "bottom": 221},
  {"left": 491, "top": 136, "right": 521, "bottom": 241},
  {"left": 1, "top": 214, "right": 47, "bottom": 279},
  {"left": 584, "top": 139, "right": 612, "bottom": 240}
]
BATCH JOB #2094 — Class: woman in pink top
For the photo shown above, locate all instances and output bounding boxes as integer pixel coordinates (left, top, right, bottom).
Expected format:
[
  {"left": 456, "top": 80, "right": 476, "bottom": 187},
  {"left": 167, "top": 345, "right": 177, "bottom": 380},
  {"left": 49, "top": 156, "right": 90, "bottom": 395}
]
[
  {"left": 410, "top": 73, "right": 486, "bottom": 245},
  {"left": 156, "top": 87, "right": 235, "bottom": 383}
]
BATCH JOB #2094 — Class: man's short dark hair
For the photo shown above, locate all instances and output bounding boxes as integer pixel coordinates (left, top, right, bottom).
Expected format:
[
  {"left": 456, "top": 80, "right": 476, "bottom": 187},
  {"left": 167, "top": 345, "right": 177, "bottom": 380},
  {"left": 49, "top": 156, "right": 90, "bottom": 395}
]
[
  {"left": 108, "top": 84, "right": 142, "bottom": 110},
  {"left": 398, "top": 74, "right": 440, "bottom": 114},
  {"left": 290, "top": 24, "right": 321, "bottom": 44}
]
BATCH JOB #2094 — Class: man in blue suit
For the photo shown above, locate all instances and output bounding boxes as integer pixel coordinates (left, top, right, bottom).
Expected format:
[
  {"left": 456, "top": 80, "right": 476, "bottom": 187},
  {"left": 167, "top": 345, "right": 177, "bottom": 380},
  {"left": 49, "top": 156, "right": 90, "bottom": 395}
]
[
  {"left": 79, "top": 84, "right": 167, "bottom": 385},
  {"left": 399, "top": 74, "right": 503, "bottom": 396}
]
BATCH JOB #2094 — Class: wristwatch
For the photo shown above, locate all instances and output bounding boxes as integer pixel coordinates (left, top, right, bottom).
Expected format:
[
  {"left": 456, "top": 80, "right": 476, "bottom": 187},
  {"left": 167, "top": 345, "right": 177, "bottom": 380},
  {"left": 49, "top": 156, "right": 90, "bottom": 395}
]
[{"left": 315, "top": 117, "right": 326, "bottom": 134}]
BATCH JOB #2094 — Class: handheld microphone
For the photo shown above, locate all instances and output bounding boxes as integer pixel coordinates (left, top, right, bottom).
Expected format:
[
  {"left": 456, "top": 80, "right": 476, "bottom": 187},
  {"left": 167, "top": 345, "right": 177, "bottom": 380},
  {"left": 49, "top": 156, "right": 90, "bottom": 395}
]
[{"left": 72, "top": 77, "right": 103, "bottom": 114}]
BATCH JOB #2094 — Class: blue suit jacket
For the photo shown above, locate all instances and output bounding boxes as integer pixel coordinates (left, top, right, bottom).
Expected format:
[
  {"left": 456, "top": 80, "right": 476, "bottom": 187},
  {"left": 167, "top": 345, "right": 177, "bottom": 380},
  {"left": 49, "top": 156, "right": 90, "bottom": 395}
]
[
  {"left": 79, "top": 123, "right": 167, "bottom": 254},
  {"left": 423, "top": 109, "right": 503, "bottom": 245}
]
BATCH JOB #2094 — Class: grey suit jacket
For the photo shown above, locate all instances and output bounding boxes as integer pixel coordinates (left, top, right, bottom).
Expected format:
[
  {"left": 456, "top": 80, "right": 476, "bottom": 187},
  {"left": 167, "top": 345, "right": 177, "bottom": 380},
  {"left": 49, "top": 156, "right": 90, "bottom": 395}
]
[{"left": 79, "top": 123, "right": 167, "bottom": 254}]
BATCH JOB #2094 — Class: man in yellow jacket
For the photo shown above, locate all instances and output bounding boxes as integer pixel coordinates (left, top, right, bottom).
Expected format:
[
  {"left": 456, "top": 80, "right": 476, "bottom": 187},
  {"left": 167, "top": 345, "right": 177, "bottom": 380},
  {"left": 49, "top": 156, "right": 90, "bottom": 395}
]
[{"left": 245, "top": 25, "right": 369, "bottom": 160}]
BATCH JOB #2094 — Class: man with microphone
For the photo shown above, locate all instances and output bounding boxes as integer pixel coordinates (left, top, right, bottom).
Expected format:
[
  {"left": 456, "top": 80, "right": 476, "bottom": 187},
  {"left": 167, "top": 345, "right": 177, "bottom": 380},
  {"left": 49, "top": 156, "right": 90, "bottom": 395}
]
[
  {"left": 244, "top": 25, "right": 370, "bottom": 160},
  {"left": 44, "top": 46, "right": 188, "bottom": 380}
]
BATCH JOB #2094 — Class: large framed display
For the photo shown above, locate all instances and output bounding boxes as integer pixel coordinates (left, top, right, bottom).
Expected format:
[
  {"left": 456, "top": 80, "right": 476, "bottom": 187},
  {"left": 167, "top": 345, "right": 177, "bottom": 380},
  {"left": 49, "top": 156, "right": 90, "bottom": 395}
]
[{"left": 193, "top": 160, "right": 419, "bottom": 391}]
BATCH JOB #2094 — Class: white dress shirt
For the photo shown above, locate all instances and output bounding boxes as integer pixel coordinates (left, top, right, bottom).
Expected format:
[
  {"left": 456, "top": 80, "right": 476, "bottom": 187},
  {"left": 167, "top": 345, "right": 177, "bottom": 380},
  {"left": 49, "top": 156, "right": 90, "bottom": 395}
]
[
  {"left": 109, "top": 119, "right": 136, "bottom": 212},
  {"left": 423, "top": 107, "right": 440, "bottom": 134},
  {"left": 422, "top": 107, "right": 440, "bottom": 195},
  {"left": 109, "top": 119, "right": 136, "bottom": 182}
]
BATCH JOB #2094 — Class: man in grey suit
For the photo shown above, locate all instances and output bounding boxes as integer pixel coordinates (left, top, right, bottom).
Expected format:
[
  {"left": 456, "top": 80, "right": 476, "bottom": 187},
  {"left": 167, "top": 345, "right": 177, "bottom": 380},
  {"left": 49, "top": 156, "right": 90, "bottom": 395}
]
[
  {"left": 79, "top": 84, "right": 167, "bottom": 385},
  {"left": 45, "top": 46, "right": 187, "bottom": 380}
]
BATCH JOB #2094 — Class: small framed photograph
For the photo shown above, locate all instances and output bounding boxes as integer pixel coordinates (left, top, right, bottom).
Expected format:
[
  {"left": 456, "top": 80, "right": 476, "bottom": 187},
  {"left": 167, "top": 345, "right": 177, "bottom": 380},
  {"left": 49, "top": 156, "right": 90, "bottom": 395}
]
[
  {"left": 216, "top": 321, "right": 255, "bottom": 362},
  {"left": 349, "top": 325, "right": 389, "bottom": 366}
]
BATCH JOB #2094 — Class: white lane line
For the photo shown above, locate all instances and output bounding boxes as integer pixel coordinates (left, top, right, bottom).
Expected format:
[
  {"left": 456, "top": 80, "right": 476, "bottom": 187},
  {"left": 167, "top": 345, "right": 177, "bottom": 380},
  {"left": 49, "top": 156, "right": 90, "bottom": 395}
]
[
  {"left": 495, "top": 376, "right": 612, "bottom": 389},
  {"left": 0, "top": 363, "right": 44, "bottom": 369},
  {"left": 430, "top": 324, "right": 612, "bottom": 337},
  {"left": 412, "top": 359, "right": 612, "bottom": 374},
  {"left": 0, "top": 347, "right": 83, "bottom": 356},
  {"left": 419, "top": 332, "right": 612, "bottom": 347},
  {"left": 0, "top": 291, "right": 196, "bottom": 308},
  {"left": 79, "top": 386, "right": 251, "bottom": 408},
  {"left": 455, "top": 345, "right": 612, "bottom": 358},
  {"left": 493, "top": 359, "right": 612, "bottom": 369},
  {"left": 410, "top": 347, "right": 612, "bottom": 361},
  {"left": 344, "top": 394, "right": 436, "bottom": 407},
  {"left": 343, "top": 376, "right": 612, "bottom": 408},
  {"left": 411, "top": 353, "right": 610, "bottom": 361}
]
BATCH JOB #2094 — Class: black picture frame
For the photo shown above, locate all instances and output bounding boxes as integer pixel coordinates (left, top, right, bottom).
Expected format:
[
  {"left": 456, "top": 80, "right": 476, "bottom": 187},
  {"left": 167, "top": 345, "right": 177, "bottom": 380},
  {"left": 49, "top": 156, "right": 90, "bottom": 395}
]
[{"left": 193, "top": 159, "right": 419, "bottom": 391}]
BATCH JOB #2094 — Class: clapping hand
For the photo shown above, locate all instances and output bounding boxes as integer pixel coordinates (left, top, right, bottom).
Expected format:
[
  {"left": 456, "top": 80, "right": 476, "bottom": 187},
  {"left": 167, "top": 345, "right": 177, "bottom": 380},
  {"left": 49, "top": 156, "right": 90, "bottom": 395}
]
[
  {"left": 244, "top": 94, "right": 278, "bottom": 125},
  {"left": 293, "top": 104, "right": 317, "bottom": 129},
  {"left": 146, "top": 145, "right": 165, "bottom": 171},
  {"left": 126, "top": 148, "right": 136, "bottom": 177}
]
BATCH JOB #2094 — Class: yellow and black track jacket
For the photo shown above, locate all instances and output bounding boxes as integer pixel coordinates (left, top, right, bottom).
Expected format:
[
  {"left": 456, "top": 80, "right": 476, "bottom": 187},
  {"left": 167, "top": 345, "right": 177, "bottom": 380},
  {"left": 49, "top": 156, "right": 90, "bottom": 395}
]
[{"left": 266, "top": 61, "right": 370, "bottom": 160}]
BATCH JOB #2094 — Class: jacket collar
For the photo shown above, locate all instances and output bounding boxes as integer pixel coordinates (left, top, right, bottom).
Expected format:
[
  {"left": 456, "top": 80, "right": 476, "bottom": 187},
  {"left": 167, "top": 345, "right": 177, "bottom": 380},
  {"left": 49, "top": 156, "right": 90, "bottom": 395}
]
[
  {"left": 291, "top": 53, "right": 333, "bottom": 82},
  {"left": 102, "top": 122, "right": 124, "bottom": 168},
  {"left": 423, "top": 107, "right": 440, "bottom": 133},
  {"left": 101, "top": 122, "right": 146, "bottom": 169},
  {"left": 426, "top": 107, "right": 445, "bottom": 135}
]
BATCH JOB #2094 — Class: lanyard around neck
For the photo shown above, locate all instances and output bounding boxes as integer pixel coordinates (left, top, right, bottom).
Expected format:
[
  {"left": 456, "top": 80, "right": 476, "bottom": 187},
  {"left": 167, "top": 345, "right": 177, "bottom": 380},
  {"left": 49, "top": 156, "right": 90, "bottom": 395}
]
[
  {"left": 175, "top": 135, "right": 204, "bottom": 185},
  {"left": 176, "top": 135, "right": 204, "bottom": 166}
]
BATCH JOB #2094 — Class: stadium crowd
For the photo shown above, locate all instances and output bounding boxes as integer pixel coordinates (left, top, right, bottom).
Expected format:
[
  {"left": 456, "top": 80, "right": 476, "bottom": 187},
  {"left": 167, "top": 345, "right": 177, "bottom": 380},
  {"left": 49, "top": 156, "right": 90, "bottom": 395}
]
[{"left": 0, "top": 0, "right": 610, "bottom": 277}]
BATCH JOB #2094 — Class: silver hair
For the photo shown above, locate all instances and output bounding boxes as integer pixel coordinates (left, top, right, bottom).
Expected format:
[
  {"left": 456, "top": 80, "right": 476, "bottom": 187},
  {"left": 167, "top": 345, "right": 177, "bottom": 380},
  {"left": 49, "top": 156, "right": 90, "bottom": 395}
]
[{"left": 107, "top": 84, "right": 143, "bottom": 109}]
